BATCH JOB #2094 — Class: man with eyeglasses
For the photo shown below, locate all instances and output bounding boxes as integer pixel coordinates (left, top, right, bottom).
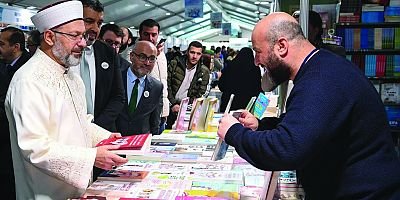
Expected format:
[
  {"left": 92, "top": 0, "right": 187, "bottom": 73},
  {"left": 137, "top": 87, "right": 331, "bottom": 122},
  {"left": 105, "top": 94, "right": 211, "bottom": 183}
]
[
  {"left": 99, "top": 23, "right": 131, "bottom": 72},
  {"left": 4, "top": 1, "right": 127, "bottom": 199},
  {"left": 115, "top": 40, "right": 163, "bottom": 136},
  {"left": 138, "top": 19, "right": 169, "bottom": 134}
]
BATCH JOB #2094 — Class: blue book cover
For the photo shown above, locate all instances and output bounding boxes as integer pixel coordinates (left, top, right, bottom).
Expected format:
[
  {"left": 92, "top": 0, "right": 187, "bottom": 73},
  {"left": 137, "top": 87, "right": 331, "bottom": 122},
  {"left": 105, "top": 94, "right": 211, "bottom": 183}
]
[{"left": 253, "top": 93, "right": 270, "bottom": 119}]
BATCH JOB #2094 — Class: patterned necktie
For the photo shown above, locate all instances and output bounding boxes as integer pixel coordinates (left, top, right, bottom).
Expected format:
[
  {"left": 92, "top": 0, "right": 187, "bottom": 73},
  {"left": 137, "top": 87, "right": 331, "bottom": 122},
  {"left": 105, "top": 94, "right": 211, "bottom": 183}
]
[
  {"left": 80, "top": 49, "right": 94, "bottom": 114},
  {"left": 128, "top": 79, "right": 140, "bottom": 114}
]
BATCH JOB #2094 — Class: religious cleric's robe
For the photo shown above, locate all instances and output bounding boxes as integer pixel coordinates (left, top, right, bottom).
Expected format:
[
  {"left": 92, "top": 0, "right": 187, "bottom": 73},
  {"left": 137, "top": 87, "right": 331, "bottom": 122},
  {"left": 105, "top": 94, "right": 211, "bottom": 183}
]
[{"left": 5, "top": 49, "right": 111, "bottom": 200}]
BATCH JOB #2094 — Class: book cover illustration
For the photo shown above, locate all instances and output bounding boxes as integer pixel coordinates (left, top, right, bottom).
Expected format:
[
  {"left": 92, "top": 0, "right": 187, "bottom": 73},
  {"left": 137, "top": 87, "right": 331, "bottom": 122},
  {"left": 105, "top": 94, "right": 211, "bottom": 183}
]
[
  {"left": 253, "top": 93, "right": 270, "bottom": 119},
  {"left": 176, "top": 97, "right": 190, "bottom": 131},
  {"left": 191, "top": 181, "right": 241, "bottom": 193},
  {"left": 189, "top": 163, "right": 232, "bottom": 171},
  {"left": 204, "top": 98, "right": 219, "bottom": 132},
  {"left": 212, "top": 94, "right": 234, "bottom": 161},
  {"left": 98, "top": 169, "right": 149, "bottom": 182},
  {"left": 152, "top": 134, "right": 187, "bottom": 144},
  {"left": 157, "top": 162, "right": 191, "bottom": 171},
  {"left": 84, "top": 180, "right": 139, "bottom": 197},
  {"left": 188, "top": 98, "right": 205, "bottom": 131},
  {"left": 123, "top": 188, "right": 181, "bottom": 200},
  {"left": 147, "top": 170, "right": 188, "bottom": 180},
  {"left": 138, "top": 179, "right": 193, "bottom": 191},
  {"left": 179, "top": 190, "right": 239, "bottom": 200},
  {"left": 187, "top": 170, "right": 243, "bottom": 183},
  {"left": 96, "top": 134, "right": 151, "bottom": 151},
  {"left": 115, "top": 160, "right": 161, "bottom": 171}
]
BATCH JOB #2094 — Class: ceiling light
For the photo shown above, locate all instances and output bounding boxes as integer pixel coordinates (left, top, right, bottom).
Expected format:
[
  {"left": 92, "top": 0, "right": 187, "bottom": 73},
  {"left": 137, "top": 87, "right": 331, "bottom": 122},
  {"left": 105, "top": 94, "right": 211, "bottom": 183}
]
[
  {"left": 260, "top": 13, "right": 266, "bottom": 16},
  {"left": 109, "top": 21, "right": 115, "bottom": 24},
  {"left": 254, "top": 11, "right": 260, "bottom": 14},
  {"left": 130, "top": 26, "right": 135, "bottom": 29},
  {"left": 166, "top": 12, "right": 171, "bottom": 16},
  {"left": 254, "top": 1, "right": 261, "bottom": 4},
  {"left": 260, "top": 1, "right": 269, "bottom": 4},
  {"left": 181, "top": 19, "right": 185, "bottom": 21},
  {"left": 144, "top": 3, "right": 150, "bottom": 7},
  {"left": 26, "top": 6, "right": 36, "bottom": 10}
]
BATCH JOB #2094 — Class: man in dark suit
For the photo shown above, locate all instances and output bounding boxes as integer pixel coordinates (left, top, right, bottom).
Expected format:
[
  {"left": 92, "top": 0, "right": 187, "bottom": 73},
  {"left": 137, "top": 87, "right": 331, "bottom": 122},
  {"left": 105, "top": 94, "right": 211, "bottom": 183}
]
[
  {"left": 77, "top": 0, "right": 125, "bottom": 132},
  {"left": 0, "top": 26, "right": 31, "bottom": 199},
  {"left": 116, "top": 41, "right": 163, "bottom": 136},
  {"left": 99, "top": 23, "right": 131, "bottom": 71}
]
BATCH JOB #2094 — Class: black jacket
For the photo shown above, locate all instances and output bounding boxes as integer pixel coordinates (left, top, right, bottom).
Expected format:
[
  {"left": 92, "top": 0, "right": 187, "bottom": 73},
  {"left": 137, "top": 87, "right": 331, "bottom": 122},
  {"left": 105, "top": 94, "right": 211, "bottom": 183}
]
[{"left": 92, "top": 41, "right": 125, "bottom": 131}]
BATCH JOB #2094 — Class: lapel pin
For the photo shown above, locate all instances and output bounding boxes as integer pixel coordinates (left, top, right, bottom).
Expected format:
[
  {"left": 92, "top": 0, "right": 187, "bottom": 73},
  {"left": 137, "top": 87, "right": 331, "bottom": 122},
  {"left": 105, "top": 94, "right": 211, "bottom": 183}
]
[
  {"left": 101, "top": 62, "right": 109, "bottom": 69},
  {"left": 144, "top": 91, "right": 149, "bottom": 98}
]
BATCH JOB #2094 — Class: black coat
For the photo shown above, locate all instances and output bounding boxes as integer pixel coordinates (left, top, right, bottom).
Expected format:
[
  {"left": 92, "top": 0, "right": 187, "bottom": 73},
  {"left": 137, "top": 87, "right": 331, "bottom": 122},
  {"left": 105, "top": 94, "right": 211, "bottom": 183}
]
[
  {"left": 0, "top": 50, "right": 31, "bottom": 199},
  {"left": 218, "top": 47, "right": 262, "bottom": 112},
  {"left": 92, "top": 41, "right": 126, "bottom": 132}
]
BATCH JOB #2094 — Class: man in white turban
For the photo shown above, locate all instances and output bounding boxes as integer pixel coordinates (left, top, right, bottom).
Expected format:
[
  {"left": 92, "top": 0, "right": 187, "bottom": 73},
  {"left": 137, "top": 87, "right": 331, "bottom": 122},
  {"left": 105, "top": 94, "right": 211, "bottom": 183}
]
[{"left": 5, "top": 1, "right": 127, "bottom": 199}]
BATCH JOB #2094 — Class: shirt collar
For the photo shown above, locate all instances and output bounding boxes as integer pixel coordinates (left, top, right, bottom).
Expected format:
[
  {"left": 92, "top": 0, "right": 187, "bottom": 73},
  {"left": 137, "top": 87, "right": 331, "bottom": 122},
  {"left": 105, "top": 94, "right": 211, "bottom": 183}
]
[
  {"left": 127, "top": 67, "right": 146, "bottom": 84},
  {"left": 84, "top": 45, "right": 93, "bottom": 55},
  {"left": 9, "top": 55, "right": 22, "bottom": 66}
]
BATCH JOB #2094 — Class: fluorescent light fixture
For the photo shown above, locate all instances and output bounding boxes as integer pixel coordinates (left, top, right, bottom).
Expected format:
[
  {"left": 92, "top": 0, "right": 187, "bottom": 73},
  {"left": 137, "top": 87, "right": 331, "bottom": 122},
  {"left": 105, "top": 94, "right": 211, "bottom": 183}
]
[
  {"left": 254, "top": 11, "right": 260, "bottom": 14},
  {"left": 254, "top": 1, "right": 261, "bottom": 4},
  {"left": 144, "top": 3, "right": 151, "bottom": 7},
  {"left": 26, "top": 6, "right": 36, "bottom": 10},
  {"left": 260, "top": 1, "right": 269, "bottom": 4},
  {"left": 130, "top": 26, "right": 135, "bottom": 29},
  {"left": 176, "top": 31, "right": 185, "bottom": 35},
  {"left": 166, "top": 12, "right": 171, "bottom": 15},
  {"left": 260, "top": 13, "right": 266, "bottom": 16},
  {"left": 181, "top": 19, "right": 185, "bottom": 21},
  {"left": 109, "top": 21, "right": 115, "bottom": 24}
]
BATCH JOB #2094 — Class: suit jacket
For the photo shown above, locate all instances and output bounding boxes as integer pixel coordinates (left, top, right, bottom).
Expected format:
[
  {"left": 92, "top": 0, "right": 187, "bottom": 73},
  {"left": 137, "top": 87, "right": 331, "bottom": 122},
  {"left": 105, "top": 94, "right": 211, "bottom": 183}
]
[
  {"left": 92, "top": 41, "right": 125, "bottom": 132},
  {"left": 116, "top": 67, "right": 163, "bottom": 136},
  {"left": 0, "top": 50, "right": 31, "bottom": 199}
]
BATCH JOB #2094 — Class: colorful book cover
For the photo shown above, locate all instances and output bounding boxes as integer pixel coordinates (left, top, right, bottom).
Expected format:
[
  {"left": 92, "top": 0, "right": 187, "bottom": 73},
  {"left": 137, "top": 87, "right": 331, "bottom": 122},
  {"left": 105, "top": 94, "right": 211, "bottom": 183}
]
[
  {"left": 138, "top": 179, "right": 192, "bottom": 191},
  {"left": 96, "top": 134, "right": 151, "bottom": 150},
  {"left": 253, "top": 93, "right": 270, "bottom": 119},
  {"left": 191, "top": 181, "right": 241, "bottom": 193},
  {"left": 176, "top": 97, "right": 190, "bottom": 131},
  {"left": 188, "top": 98, "right": 205, "bottom": 131},
  {"left": 205, "top": 98, "right": 219, "bottom": 132},
  {"left": 98, "top": 169, "right": 149, "bottom": 182},
  {"left": 180, "top": 190, "right": 239, "bottom": 200}
]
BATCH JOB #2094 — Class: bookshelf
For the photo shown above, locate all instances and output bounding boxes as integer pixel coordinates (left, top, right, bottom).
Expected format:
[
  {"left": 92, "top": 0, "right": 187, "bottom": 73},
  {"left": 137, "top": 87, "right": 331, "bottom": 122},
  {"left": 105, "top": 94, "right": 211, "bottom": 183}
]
[{"left": 335, "top": 16, "right": 400, "bottom": 138}]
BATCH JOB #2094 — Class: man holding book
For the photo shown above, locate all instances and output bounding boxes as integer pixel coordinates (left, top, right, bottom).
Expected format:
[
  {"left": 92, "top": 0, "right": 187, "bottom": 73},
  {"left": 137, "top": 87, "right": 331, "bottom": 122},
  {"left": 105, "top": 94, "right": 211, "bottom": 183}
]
[
  {"left": 218, "top": 12, "right": 400, "bottom": 199},
  {"left": 4, "top": 1, "right": 127, "bottom": 199}
]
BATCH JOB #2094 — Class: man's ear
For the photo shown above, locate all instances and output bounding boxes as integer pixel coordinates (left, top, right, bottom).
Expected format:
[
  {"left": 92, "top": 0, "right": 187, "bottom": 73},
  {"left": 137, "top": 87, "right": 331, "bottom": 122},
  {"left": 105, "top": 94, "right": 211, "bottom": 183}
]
[
  {"left": 275, "top": 37, "right": 289, "bottom": 57},
  {"left": 43, "top": 30, "right": 56, "bottom": 46}
]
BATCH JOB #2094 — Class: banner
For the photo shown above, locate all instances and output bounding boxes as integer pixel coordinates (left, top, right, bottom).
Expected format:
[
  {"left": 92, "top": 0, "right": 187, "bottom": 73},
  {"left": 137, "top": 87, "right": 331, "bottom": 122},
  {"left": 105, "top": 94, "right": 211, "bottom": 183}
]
[
  {"left": 222, "top": 23, "right": 231, "bottom": 35},
  {"left": 210, "top": 12, "right": 222, "bottom": 29},
  {"left": 185, "top": 0, "right": 203, "bottom": 18}
]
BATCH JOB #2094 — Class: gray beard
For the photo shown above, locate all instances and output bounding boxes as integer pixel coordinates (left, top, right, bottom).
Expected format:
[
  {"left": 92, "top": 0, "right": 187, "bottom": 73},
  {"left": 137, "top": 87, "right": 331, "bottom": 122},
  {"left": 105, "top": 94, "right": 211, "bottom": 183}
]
[{"left": 52, "top": 40, "right": 80, "bottom": 67}]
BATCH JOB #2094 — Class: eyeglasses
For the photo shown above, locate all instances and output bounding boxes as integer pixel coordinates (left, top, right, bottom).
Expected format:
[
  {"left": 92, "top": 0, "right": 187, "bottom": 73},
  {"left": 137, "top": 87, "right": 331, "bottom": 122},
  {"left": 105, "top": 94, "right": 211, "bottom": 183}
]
[
  {"left": 104, "top": 39, "right": 121, "bottom": 48},
  {"left": 132, "top": 52, "right": 157, "bottom": 63},
  {"left": 52, "top": 30, "right": 87, "bottom": 42}
]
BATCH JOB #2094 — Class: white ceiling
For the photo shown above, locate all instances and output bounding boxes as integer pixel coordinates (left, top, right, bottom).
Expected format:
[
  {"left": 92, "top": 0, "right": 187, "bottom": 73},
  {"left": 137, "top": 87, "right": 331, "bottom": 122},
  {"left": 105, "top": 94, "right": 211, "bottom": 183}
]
[{"left": 0, "top": 0, "right": 273, "bottom": 41}]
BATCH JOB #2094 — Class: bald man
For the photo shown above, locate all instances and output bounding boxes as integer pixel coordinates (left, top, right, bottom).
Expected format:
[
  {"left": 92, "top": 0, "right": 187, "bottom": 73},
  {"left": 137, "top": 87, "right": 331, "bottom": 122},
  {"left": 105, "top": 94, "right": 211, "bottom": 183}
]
[
  {"left": 116, "top": 41, "right": 163, "bottom": 136},
  {"left": 218, "top": 12, "right": 400, "bottom": 199}
]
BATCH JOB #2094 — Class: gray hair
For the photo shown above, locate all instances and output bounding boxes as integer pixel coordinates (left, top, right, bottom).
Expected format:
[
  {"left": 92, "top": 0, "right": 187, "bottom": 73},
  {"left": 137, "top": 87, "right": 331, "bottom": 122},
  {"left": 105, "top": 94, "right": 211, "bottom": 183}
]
[{"left": 266, "top": 20, "right": 305, "bottom": 47}]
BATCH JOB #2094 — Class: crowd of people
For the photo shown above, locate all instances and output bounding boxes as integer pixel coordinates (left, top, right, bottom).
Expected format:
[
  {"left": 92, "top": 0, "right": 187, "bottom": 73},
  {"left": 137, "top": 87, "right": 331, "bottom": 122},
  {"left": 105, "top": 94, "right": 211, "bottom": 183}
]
[{"left": 0, "top": 0, "right": 399, "bottom": 199}]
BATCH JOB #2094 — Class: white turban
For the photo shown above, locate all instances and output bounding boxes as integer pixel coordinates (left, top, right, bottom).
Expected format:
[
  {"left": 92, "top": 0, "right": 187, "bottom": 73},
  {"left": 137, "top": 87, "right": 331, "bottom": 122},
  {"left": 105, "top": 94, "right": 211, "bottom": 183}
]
[{"left": 31, "top": 0, "right": 83, "bottom": 33}]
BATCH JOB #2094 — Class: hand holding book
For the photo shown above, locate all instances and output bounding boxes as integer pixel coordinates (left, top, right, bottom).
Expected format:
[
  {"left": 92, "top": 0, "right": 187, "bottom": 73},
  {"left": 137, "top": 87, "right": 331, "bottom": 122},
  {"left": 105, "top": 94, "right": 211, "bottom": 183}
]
[
  {"left": 95, "top": 145, "right": 128, "bottom": 170},
  {"left": 237, "top": 110, "right": 259, "bottom": 131}
]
